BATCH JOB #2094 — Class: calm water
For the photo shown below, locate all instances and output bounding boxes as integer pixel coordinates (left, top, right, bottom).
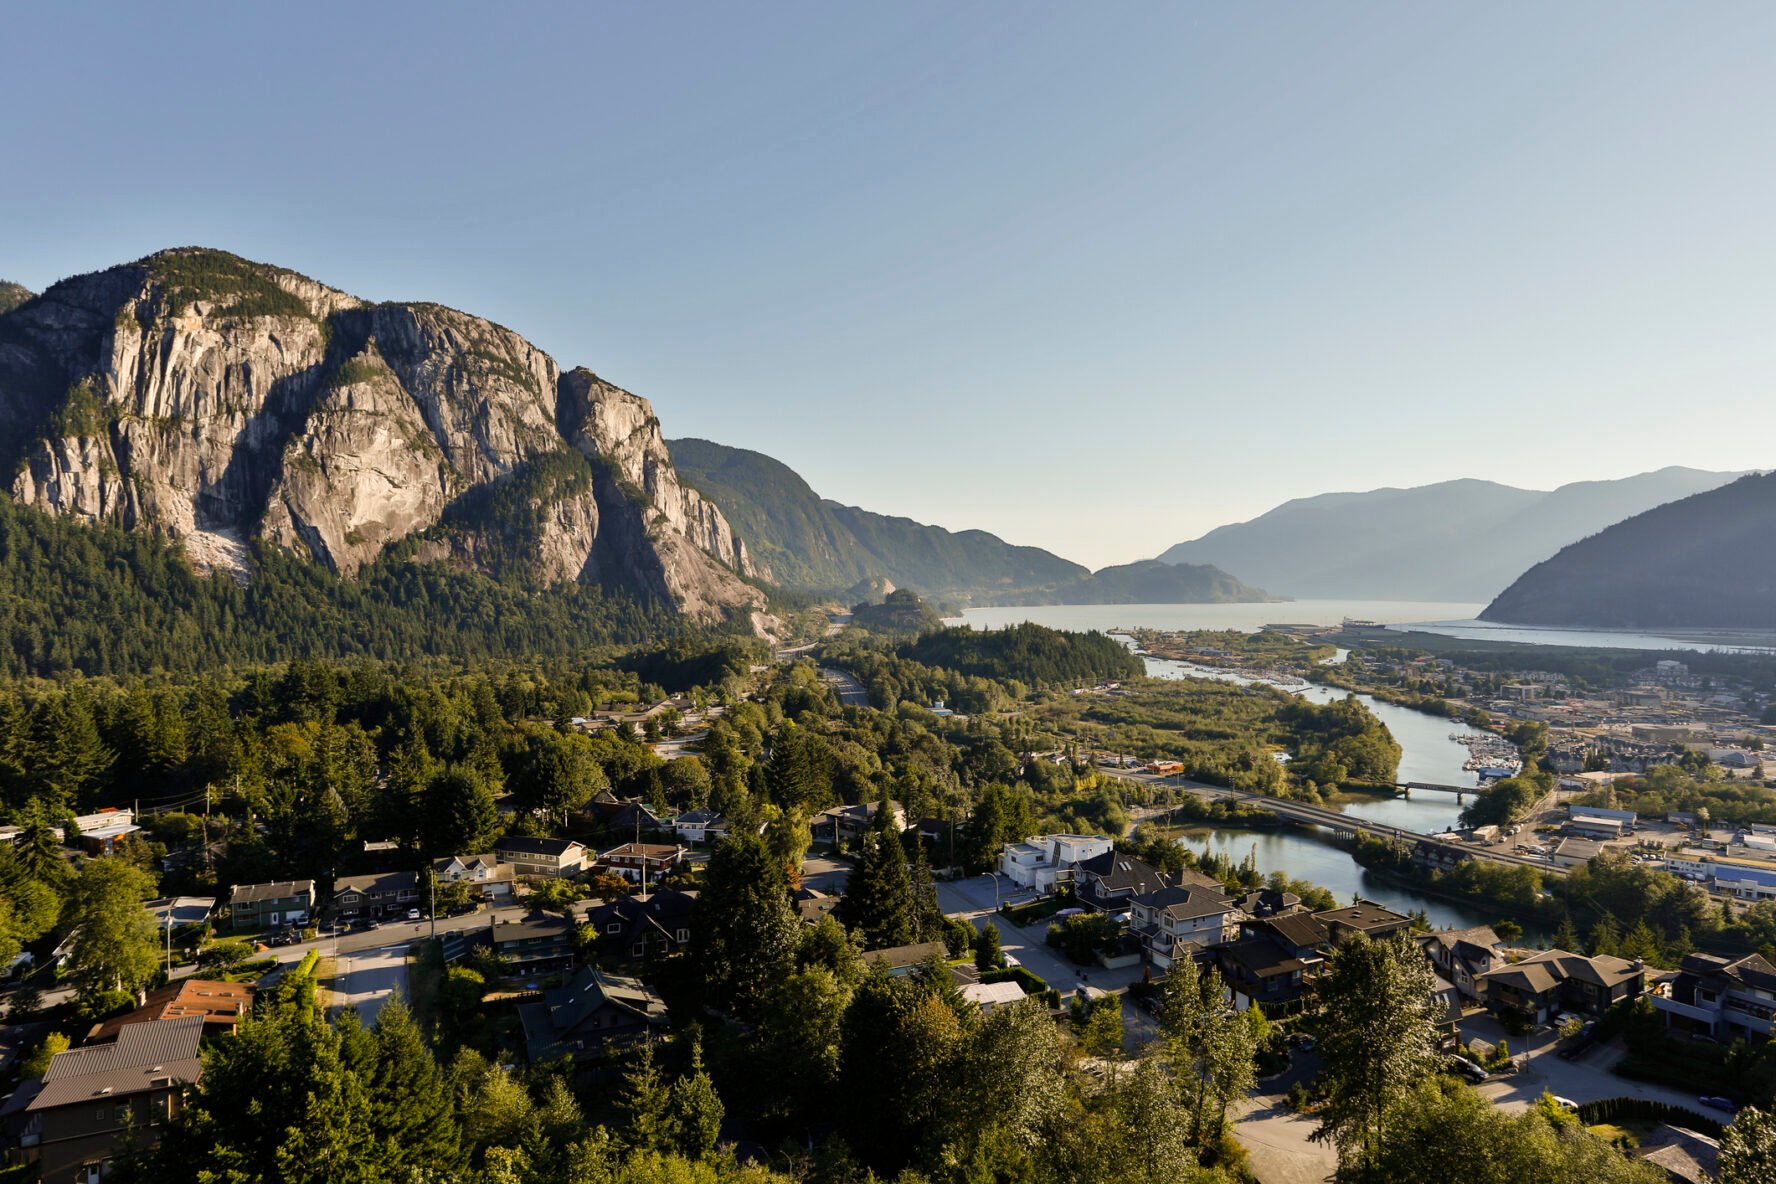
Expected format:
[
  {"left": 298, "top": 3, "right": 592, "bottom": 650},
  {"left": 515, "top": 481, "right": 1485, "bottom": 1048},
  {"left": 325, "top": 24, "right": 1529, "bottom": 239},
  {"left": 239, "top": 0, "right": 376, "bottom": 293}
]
[
  {"left": 1390, "top": 617, "right": 1776, "bottom": 655},
  {"left": 953, "top": 601, "right": 1526, "bottom": 921},
  {"left": 1180, "top": 827, "right": 1528, "bottom": 933},
  {"left": 954, "top": 599, "right": 1486, "bottom": 634}
]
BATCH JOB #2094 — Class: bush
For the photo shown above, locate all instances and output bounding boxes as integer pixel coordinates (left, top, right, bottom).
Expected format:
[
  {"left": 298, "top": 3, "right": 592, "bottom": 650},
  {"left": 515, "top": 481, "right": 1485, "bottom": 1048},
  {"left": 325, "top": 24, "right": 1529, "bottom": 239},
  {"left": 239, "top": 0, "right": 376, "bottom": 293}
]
[
  {"left": 1576, "top": 1097, "right": 1723, "bottom": 1138},
  {"left": 981, "top": 965, "right": 1053, "bottom": 997},
  {"left": 198, "top": 939, "right": 254, "bottom": 973},
  {"left": 1046, "top": 913, "right": 1121, "bottom": 964}
]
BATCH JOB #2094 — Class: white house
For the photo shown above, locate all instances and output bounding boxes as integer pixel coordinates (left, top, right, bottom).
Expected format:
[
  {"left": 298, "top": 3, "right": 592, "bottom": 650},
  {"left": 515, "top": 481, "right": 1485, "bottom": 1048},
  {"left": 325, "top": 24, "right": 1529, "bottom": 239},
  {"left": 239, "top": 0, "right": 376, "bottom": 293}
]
[
  {"left": 959, "top": 980, "right": 1027, "bottom": 1012},
  {"left": 672, "top": 809, "right": 729, "bottom": 845},
  {"left": 999, "top": 834, "right": 1114, "bottom": 893},
  {"left": 1127, "top": 884, "right": 1239, "bottom": 970}
]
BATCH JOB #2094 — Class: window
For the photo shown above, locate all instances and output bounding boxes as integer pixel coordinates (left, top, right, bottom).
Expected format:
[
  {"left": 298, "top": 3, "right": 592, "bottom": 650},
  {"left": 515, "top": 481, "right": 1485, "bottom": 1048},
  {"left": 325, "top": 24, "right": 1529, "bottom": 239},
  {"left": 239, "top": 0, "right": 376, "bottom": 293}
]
[
  {"left": 632, "top": 943, "right": 645, "bottom": 956},
  {"left": 608, "top": 921, "right": 622, "bottom": 933},
  {"left": 95, "top": 1107, "right": 109, "bottom": 1122},
  {"left": 677, "top": 929, "right": 689, "bottom": 943}
]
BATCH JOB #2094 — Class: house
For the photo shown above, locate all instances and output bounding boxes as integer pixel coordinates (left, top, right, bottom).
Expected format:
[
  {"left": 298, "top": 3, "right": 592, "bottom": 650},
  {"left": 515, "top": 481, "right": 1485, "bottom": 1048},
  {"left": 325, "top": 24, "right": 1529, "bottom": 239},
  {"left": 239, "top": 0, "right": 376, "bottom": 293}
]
[
  {"left": 1475, "top": 949, "right": 1645, "bottom": 1024},
  {"left": 1431, "top": 973, "right": 1464, "bottom": 1047},
  {"left": 1552, "top": 836, "right": 1604, "bottom": 868},
  {"left": 794, "top": 886, "right": 840, "bottom": 925},
  {"left": 332, "top": 869, "right": 421, "bottom": 918},
  {"left": 672, "top": 809, "right": 729, "bottom": 845},
  {"left": 143, "top": 896, "right": 217, "bottom": 939},
  {"left": 596, "top": 842, "right": 686, "bottom": 885},
  {"left": 863, "top": 941, "right": 948, "bottom": 976},
  {"left": 587, "top": 794, "right": 666, "bottom": 837},
  {"left": 226, "top": 879, "right": 314, "bottom": 932},
  {"left": 493, "top": 836, "right": 588, "bottom": 880},
  {"left": 577, "top": 889, "right": 698, "bottom": 961},
  {"left": 998, "top": 834, "right": 1114, "bottom": 893},
  {"left": 72, "top": 808, "right": 141, "bottom": 856},
  {"left": 433, "top": 854, "right": 518, "bottom": 901},
  {"left": 1634, "top": 1124, "right": 1721, "bottom": 1183},
  {"left": 1235, "top": 888, "right": 1302, "bottom": 919},
  {"left": 518, "top": 965, "right": 669, "bottom": 1067},
  {"left": 816, "top": 800, "right": 907, "bottom": 846},
  {"left": 1074, "top": 850, "right": 1174, "bottom": 913},
  {"left": 1313, "top": 901, "right": 1412, "bottom": 943},
  {"left": 1128, "top": 884, "right": 1240, "bottom": 970},
  {"left": 490, "top": 911, "right": 577, "bottom": 973},
  {"left": 1215, "top": 912, "right": 1330, "bottom": 1010},
  {"left": 86, "top": 979, "right": 254, "bottom": 1043},
  {"left": 1651, "top": 952, "right": 1776, "bottom": 1040},
  {"left": 1419, "top": 925, "right": 1501, "bottom": 1003},
  {"left": 22, "top": 1015, "right": 204, "bottom": 1183},
  {"left": 960, "top": 980, "right": 1028, "bottom": 1012}
]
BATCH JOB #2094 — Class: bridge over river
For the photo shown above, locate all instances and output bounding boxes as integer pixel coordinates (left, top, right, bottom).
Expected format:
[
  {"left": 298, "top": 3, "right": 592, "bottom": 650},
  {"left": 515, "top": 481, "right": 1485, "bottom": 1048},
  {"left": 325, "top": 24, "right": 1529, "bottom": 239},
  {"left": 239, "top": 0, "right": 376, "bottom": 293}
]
[{"left": 1110, "top": 769, "right": 1562, "bottom": 876}]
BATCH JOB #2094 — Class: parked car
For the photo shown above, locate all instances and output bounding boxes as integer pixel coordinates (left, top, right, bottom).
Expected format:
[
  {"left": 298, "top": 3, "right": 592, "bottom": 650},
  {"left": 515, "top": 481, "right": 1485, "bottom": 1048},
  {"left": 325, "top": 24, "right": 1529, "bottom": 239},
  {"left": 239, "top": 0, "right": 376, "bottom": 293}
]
[
  {"left": 1701, "top": 1096, "right": 1739, "bottom": 1113},
  {"left": 406, "top": 908, "right": 422, "bottom": 920},
  {"left": 1454, "top": 1058, "right": 1489, "bottom": 1083},
  {"left": 1550, "top": 1096, "right": 1579, "bottom": 1112}
]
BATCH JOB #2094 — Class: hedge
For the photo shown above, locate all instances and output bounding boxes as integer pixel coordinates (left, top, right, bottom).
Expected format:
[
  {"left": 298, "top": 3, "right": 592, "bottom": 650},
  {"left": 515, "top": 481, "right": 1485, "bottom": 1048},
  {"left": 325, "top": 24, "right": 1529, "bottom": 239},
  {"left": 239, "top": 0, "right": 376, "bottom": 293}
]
[
  {"left": 1575, "top": 1097, "right": 1724, "bottom": 1138},
  {"left": 980, "top": 965, "right": 1062, "bottom": 1009}
]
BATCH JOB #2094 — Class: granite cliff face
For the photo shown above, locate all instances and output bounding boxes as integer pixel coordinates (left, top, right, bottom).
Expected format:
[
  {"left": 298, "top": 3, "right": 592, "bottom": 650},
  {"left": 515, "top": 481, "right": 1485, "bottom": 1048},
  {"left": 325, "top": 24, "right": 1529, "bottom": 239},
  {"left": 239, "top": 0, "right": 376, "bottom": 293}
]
[{"left": 0, "top": 248, "right": 767, "bottom": 628}]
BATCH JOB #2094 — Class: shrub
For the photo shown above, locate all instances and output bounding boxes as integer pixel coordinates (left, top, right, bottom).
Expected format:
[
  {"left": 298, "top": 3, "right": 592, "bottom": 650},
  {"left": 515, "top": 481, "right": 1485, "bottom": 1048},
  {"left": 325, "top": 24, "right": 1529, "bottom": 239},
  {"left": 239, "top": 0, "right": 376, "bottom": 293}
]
[
  {"left": 1576, "top": 1097, "right": 1723, "bottom": 1138},
  {"left": 197, "top": 940, "right": 254, "bottom": 973}
]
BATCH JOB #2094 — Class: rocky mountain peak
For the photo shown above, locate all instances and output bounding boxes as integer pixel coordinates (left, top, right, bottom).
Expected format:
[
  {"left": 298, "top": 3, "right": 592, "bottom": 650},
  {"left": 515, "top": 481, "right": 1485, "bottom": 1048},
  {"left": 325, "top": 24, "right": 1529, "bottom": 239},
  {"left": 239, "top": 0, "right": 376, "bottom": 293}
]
[{"left": 0, "top": 249, "right": 772, "bottom": 632}]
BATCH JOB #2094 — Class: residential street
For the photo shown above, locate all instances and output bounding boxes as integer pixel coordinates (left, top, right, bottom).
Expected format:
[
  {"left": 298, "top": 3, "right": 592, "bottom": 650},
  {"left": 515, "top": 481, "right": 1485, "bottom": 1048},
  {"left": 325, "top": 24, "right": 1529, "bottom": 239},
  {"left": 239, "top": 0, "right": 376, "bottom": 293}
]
[{"left": 1460, "top": 1014, "right": 1711, "bottom": 1115}]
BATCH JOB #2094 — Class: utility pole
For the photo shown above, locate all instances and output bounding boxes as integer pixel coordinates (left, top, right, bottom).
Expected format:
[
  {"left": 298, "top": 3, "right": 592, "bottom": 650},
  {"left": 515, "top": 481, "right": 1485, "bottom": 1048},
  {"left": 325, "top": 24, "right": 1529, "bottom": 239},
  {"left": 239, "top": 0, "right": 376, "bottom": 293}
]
[{"left": 429, "top": 871, "right": 437, "bottom": 943}]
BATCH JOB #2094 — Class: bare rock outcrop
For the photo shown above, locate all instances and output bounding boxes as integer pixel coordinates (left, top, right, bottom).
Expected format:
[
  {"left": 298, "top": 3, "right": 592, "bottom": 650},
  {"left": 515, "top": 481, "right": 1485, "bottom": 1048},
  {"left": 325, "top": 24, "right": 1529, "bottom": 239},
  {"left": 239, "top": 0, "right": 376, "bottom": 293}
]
[{"left": 0, "top": 248, "right": 773, "bottom": 632}]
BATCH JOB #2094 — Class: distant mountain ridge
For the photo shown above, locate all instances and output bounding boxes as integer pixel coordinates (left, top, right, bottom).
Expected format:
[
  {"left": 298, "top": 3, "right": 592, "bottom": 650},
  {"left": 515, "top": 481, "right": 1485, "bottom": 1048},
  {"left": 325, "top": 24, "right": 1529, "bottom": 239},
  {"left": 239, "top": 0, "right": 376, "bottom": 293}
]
[
  {"left": 1158, "top": 467, "right": 1747, "bottom": 602},
  {"left": 670, "top": 438, "right": 1270, "bottom": 604},
  {"left": 1482, "top": 472, "right": 1776, "bottom": 628}
]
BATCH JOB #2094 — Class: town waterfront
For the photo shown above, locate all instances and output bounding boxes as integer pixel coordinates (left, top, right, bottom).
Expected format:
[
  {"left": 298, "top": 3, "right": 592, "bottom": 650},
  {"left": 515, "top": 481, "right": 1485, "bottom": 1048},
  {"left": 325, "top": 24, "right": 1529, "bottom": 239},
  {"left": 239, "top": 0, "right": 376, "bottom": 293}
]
[{"left": 955, "top": 601, "right": 1526, "bottom": 930}]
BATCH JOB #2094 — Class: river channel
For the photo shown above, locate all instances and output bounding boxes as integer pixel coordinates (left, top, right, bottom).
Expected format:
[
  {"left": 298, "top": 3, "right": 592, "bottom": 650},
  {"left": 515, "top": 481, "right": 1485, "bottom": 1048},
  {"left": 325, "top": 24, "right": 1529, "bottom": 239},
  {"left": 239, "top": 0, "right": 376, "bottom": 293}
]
[{"left": 954, "top": 603, "right": 1526, "bottom": 931}]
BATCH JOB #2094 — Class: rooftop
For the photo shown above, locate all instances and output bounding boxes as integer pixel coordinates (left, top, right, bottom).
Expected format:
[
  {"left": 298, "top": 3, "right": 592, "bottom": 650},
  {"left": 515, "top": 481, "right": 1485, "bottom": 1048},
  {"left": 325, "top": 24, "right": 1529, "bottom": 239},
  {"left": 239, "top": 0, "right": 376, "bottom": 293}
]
[
  {"left": 228, "top": 879, "right": 314, "bottom": 905},
  {"left": 29, "top": 1016, "right": 204, "bottom": 1111}
]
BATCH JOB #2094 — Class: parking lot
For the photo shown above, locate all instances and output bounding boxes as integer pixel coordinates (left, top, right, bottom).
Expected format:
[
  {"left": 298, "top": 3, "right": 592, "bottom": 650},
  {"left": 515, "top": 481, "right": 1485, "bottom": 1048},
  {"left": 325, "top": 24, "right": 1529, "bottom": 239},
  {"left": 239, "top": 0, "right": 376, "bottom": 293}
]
[
  {"left": 936, "top": 874, "right": 1147, "bottom": 1004},
  {"left": 1458, "top": 1013, "right": 1714, "bottom": 1116}
]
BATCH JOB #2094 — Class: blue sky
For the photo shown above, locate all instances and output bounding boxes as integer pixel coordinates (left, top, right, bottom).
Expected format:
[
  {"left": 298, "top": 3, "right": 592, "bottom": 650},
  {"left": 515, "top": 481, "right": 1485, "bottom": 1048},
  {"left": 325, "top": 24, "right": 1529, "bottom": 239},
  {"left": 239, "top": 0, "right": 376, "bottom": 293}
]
[{"left": 5, "top": 4, "right": 1775, "bottom": 567}]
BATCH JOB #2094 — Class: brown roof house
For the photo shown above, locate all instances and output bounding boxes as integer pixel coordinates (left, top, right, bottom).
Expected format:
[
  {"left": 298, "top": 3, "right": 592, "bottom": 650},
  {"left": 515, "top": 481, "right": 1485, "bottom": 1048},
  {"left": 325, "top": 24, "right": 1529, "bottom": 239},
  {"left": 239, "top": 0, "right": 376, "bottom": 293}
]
[
  {"left": 23, "top": 1015, "right": 204, "bottom": 1182},
  {"left": 1313, "top": 901, "right": 1412, "bottom": 943},
  {"left": 86, "top": 979, "right": 253, "bottom": 1043},
  {"left": 1476, "top": 949, "right": 1645, "bottom": 1025}
]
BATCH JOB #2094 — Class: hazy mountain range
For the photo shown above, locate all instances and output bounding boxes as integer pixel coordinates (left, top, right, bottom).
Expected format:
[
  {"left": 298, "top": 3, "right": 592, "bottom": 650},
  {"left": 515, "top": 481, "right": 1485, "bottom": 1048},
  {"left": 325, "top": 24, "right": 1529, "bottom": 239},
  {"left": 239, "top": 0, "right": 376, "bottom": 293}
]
[
  {"left": 1483, "top": 472, "right": 1776, "bottom": 629},
  {"left": 670, "top": 438, "right": 1268, "bottom": 605},
  {"left": 1157, "top": 467, "right": 1747, "bottom": 603}
]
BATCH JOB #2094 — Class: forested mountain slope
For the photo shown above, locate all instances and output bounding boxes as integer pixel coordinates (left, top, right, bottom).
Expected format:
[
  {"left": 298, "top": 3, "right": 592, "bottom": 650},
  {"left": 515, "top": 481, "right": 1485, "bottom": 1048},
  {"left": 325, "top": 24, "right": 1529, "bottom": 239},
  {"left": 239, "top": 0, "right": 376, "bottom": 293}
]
[
  {"left": 1482, "top": 472, "right": 1776, "bottom": 628},
  {"left": 670, "top": 438, "right": 1268, "bottom": 604}
]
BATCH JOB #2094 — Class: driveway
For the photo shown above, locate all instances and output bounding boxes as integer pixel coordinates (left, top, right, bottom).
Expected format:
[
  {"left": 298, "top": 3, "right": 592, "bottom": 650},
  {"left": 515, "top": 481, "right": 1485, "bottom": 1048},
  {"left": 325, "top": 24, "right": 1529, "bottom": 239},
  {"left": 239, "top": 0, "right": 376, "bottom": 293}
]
[
  {"left": 329, "top": 942, "right": 410, "bottom": 1024},
  {"left": 1459, "top": 1014, "right": 1712, "bottom": 1115},
  {"left": 801, "top": 855, "right": 851, "bottom": 895},
  {"left": 937, "top": 874, "right": 1146, "bottom": 1001}
]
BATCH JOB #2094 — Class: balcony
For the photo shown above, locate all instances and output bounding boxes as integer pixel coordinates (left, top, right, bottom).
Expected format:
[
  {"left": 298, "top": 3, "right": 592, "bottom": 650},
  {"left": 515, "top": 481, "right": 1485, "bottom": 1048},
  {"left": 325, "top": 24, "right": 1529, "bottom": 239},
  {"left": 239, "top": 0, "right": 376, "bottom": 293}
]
[{"left": 1650, "top": 994, "right": 1721, "bottom": 1026}]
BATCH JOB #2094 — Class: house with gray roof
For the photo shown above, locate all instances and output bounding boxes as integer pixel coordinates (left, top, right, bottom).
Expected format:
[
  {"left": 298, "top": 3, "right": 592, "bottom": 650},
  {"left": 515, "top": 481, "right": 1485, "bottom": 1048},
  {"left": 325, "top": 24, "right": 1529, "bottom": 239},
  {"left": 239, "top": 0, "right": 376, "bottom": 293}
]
[
  {"left": 226, "top": 879, "right": 314, "bottom": 932},
  {"left": 518, "top": 965, "right": 668, "bottom": 1066},
  {"left": 23, "top": 1015, "right": 204, "bottom": 1182}
]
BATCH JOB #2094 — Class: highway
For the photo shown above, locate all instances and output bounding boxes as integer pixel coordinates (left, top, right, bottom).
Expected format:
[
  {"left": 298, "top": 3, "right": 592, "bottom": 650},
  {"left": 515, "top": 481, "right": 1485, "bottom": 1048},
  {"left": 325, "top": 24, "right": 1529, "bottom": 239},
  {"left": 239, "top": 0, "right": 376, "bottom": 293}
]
[{"left": 819, "top": 666, "right": 871, "bottom": 707}]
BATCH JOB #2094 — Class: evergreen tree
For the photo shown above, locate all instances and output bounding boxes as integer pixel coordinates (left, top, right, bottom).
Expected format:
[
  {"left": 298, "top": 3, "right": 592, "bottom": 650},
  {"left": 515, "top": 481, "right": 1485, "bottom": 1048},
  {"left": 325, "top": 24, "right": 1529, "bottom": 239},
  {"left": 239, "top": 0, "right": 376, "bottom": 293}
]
[
  {"left": 668, "top": 1038, "right": 725, "bottom": 1159},
  {"left": 421, "top": 765, "right": 498, "bottom": 858},
  {"left": 1721, "top": 1105, "right": 1776, "bottom": 1184},
  {"left": 840, "top": 797, "right": 917, "bottom": 950},
  {"left": 368, "top": 997, "right": 462, "bottom": 1174},
  {"left": 619, "top": 1040, "right": 670, "bottom": 1153},
  {"left": 975, "top": 922, "right": 1005, "bottom": 972},
  {"left": 1312, "top": 934, "right": 1442, "bottom": 1173},
  {"left": 693, "top": 831, "right": 799, "bottom": 1016}
]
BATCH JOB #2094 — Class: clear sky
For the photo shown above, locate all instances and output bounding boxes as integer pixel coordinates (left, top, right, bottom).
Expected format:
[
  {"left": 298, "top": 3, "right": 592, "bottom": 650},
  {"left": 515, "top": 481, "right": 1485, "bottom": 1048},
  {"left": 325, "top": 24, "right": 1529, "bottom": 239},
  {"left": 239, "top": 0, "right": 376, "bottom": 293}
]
[{"left": 5, "top": 4, "right": 1775, "bottom": 568}]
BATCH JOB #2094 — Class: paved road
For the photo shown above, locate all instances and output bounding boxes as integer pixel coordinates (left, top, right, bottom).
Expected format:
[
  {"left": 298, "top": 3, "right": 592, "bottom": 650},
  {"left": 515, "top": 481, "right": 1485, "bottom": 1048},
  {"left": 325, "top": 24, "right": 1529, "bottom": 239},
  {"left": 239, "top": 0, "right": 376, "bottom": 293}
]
[
  {"left": 1461, "top": 1013, "right": 1713, "bottom": 1116},
  {"left": 329, "top": 942, "right": 411, "bottom": 1024},
  {"left": 819, "top": 667, "right": 870, "bottom": 708},
  {"left": 936, "top": 874, "right": 1145, "bottom": 1001}
]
